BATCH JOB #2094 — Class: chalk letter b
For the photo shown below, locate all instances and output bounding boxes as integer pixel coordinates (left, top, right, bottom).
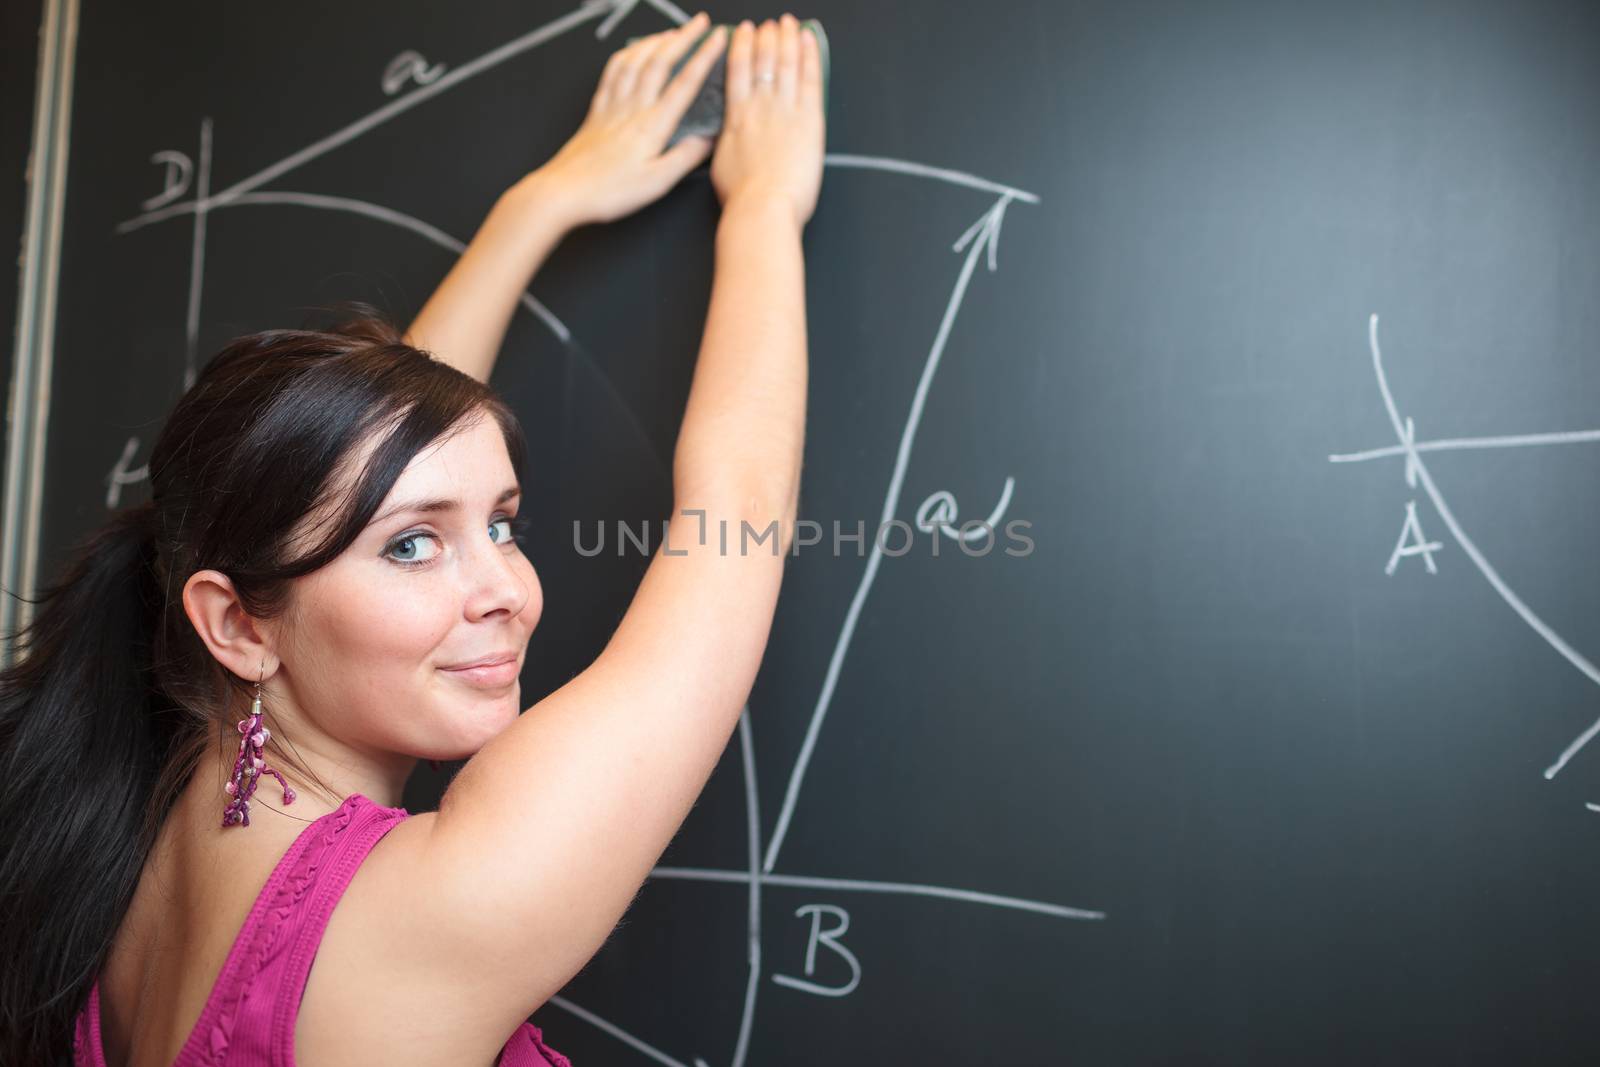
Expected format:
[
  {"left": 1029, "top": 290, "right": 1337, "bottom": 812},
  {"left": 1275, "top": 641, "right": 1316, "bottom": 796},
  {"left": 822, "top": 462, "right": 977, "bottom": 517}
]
[{"left": 772, "top": 903, "right": 861, "bottom": 997}]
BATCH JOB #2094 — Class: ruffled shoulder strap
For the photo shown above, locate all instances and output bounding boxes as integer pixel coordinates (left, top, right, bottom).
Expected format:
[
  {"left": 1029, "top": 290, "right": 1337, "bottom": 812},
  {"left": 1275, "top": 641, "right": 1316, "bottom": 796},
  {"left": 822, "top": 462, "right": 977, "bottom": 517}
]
[
  {"left": 174, "top": 792, "right": 409, "bottom": 1066},
  {"left": 497, "top": 1020, "right": 575, "bottom": 1067}
]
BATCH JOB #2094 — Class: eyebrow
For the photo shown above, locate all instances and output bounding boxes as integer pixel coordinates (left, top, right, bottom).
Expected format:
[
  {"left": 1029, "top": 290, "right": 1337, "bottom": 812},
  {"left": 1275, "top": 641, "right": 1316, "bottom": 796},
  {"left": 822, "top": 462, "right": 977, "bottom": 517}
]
[{"left": 370, "top": 485, "right": 521, "bottom": 528}]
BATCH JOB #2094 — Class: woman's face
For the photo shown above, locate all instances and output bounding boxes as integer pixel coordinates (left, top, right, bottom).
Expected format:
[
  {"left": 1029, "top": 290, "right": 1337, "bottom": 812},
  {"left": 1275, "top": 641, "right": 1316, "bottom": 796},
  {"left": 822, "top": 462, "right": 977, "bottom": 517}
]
[{"left": 276, "top": 410, "right": 542, "bottom": 764}]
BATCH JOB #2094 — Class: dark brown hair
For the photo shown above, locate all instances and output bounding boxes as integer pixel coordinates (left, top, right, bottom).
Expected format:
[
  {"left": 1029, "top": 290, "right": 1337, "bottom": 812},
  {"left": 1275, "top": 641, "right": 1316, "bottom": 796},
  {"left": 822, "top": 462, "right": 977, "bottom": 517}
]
[{"left": 0, "top": 306, "right": 526, "bottom": 1064}]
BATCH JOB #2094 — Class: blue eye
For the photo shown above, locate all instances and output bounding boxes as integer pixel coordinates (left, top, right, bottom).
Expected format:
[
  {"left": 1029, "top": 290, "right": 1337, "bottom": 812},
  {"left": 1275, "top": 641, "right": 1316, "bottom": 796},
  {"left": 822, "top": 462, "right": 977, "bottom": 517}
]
[{"left": 385, "top": 531, "right": 442, "bottom": 565}]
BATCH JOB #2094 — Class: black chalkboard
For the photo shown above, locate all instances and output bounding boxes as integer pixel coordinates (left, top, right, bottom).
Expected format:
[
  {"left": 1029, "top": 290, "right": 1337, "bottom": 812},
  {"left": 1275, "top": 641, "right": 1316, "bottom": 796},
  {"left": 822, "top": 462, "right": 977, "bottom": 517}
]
[{"left": 20, "top": 0, "right": 1600, "bottom": 1062}]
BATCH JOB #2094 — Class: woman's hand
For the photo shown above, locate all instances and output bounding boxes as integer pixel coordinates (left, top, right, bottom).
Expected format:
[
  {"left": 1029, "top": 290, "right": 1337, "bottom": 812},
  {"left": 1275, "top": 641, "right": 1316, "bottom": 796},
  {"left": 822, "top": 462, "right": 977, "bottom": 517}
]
[
  {"left": 534, "top": 11, "right": 727, "bottom": 228},
  {"left": 710, "top": 14, "right": 826, "bottom": 229}
]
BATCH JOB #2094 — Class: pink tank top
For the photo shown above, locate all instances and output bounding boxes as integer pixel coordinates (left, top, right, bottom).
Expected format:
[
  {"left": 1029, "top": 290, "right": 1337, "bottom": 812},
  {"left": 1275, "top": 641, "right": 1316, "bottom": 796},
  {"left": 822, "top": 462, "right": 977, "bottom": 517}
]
[{"left": 73, "top": 792, "right": 571, "bottom": 1066}]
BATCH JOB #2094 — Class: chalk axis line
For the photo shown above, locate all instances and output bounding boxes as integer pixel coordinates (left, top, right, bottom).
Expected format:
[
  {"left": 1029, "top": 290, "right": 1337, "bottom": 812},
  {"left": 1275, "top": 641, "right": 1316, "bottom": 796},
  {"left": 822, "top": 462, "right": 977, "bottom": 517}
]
[
  {"left": 108, "top": 1, "right": 1102, "bottom": 1064},
  {"left": 1329, "top": 313, "right": 1600, "bottom": 801}
]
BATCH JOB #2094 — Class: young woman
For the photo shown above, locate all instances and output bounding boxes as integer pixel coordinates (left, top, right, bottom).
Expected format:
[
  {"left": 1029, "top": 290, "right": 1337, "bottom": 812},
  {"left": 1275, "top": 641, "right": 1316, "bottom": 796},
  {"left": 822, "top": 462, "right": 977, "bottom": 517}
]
[{"left": 0, "top": 12, "right": 824, "bottom": 1065}]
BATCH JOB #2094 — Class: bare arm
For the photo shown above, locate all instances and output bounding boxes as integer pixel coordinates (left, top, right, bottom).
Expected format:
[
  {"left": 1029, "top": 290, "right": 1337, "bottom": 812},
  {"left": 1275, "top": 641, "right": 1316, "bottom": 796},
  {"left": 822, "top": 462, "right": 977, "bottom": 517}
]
[
  {"left": 415, "top": 13, "right": 823, "bottom": 1018},
  {"left": 405, "top": 14, "right": 727, "bottom": 383},
  {"left": 402, "top": 175, "right": 573, "bottom": 384},
  {"left": 675, "top": 189, "right": 808, "bottom": 534},
  {"left": 431, "top": 185, "right": 807, "bottom": 978}
]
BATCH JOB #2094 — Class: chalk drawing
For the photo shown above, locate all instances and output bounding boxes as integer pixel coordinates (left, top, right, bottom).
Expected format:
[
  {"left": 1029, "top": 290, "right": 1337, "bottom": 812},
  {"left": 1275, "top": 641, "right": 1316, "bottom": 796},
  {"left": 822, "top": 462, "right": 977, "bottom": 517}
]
[
  {"left": 109, "top": 2, "right": 1100, "bottom": 1061},
  {"left": 1330, "top": 313, "right": 1600, "bottom": 797}
]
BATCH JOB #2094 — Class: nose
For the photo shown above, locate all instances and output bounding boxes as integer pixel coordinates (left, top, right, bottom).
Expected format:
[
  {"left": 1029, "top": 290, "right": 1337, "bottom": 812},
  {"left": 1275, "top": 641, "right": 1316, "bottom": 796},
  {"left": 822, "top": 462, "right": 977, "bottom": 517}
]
[{"left": 461, "top": 529, "right": 535, "bottom": 623}]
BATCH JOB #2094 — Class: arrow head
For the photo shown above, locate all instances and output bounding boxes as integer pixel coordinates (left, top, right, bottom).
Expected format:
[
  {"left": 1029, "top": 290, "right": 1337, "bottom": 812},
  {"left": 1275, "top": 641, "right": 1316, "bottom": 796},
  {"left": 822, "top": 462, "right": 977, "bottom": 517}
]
[
  {"left": 951, "top": 194, "right": 1014, "bottom": 272},
  {"left": 582, "top": 0, "right": 644, "bottom": 39}
]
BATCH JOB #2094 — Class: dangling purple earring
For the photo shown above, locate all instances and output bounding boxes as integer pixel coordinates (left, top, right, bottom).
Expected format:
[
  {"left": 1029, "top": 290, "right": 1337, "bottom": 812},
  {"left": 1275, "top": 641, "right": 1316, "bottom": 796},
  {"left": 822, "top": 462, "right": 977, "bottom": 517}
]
[{"left": 222, "top": 664, "right": 296, "bottom": 827}]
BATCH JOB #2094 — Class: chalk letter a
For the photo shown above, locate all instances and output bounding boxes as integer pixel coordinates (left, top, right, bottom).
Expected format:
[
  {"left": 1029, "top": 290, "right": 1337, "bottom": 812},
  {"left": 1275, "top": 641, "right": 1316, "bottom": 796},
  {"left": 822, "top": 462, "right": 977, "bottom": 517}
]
[{"left": 1385, "top": 499, "right": 1442, "bottom": 575}]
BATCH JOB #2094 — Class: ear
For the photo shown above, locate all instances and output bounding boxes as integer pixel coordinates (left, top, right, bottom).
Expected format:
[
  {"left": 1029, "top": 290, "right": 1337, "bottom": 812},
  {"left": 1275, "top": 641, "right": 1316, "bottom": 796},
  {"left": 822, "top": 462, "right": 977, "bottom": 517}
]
[{"left": 182, "top": 568, "right": 277, "bottom": 682}]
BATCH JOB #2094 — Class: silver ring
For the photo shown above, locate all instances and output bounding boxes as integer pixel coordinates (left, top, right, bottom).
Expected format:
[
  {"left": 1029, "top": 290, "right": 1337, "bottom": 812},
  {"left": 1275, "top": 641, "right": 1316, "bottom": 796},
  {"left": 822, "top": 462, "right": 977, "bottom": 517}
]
[{"left": 756, "top": 70, "right": 775, "bottom": 84}]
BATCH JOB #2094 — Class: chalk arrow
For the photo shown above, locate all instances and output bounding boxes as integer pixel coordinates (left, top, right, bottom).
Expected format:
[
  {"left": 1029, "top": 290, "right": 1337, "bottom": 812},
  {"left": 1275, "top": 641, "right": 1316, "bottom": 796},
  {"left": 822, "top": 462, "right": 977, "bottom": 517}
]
[
  {"left": 952, "top": 193, "right": 1014, "bottom": 272},
  {"left": 760, "top": 191, "right": 1029, "bottom": 874},
  {"left": 582, "top": 0, "right": 691, "bottom": 39},
  {"left": 582, "top": 0, "right": 640, "bottom": 38}
]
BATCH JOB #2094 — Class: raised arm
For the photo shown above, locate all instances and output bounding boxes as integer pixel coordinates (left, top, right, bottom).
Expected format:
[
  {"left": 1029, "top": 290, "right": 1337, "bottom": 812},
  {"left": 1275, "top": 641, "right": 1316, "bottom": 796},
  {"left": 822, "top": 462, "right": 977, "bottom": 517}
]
[
  {"left": 401, "top": 178, "right": 571, "bottom": 384},
  {"left": 417, "top": 13, "right": 825, "bottom": 1019},
  {"left": 406, "top": 13, "right": 728, "bottom": 383}
]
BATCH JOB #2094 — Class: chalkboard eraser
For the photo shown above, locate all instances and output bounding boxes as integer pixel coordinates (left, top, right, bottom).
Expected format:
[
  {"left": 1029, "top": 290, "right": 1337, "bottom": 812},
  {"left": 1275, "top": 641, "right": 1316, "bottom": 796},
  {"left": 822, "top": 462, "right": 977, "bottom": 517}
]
[{"left": 626, "top": 19, "right": 830, "bottom": 150}]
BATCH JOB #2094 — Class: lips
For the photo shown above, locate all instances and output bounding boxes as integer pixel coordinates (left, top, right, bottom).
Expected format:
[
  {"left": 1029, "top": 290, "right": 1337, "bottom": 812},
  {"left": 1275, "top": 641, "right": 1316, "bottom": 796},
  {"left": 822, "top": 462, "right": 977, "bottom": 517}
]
[
  {"left": 439, "top": 650, "right": 521, "bottom": 690},
  {"left": 441, "top": 651, "right": 518, "bottom": 671}
]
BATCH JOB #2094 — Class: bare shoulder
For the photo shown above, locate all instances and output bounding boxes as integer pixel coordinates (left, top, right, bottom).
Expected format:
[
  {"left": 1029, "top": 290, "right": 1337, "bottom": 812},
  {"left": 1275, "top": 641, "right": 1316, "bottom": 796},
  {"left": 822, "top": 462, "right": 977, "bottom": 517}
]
[{"left": 293, "top": 810, "right": 538, "bottom": 1066}]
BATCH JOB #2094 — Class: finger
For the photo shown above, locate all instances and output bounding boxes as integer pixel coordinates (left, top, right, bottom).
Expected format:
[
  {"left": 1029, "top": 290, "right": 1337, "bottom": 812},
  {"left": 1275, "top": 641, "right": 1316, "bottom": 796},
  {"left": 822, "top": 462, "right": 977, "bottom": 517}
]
[
  {"left": 632, "top": 20, "right": 696, "bottom": 91},
  {"left": 619, "top": 135, "right": 711, "bottom": 214},
  {"left": 799, "top": 21, "right": 821, "bottom": 105},
  {"left": 754, "top": 18, "right": 779, "bottom": 92},
  {"left": 657, "top": 20, "right": 727, "bottom": 121},
  {"left": 637, "top": 11, "right": 710, "bottom": 100},
  {"left": 777, "top": 13, "right": 799, "bottom": 103},
  {"left": 594, "top": 46, "right": 632, "bottom": 111},
  {"left": 610, "top": 34, "right": 663, "bottom": 103},
  {"left": 725, "top": 19, "right": 755, "bottom": 109},
  {"left": 654, "top": 134, "right": 715, "bottom": 186}
]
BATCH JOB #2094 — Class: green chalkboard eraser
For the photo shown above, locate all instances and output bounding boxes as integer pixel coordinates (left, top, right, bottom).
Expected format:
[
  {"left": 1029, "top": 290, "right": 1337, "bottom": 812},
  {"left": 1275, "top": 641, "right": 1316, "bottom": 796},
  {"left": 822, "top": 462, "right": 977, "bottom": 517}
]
[{"left": 626, "top": 19, "right": 830, "bottom": 149}]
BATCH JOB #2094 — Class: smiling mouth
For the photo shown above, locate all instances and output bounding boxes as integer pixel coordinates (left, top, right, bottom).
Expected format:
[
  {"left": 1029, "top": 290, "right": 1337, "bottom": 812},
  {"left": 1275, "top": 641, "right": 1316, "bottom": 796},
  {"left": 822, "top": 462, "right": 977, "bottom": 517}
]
[
  {"left": 440, "top": 652, "right": 517, "bottom": 671},
  {"left": 438, "top": 656, "right": 520, "bottom": 687}
]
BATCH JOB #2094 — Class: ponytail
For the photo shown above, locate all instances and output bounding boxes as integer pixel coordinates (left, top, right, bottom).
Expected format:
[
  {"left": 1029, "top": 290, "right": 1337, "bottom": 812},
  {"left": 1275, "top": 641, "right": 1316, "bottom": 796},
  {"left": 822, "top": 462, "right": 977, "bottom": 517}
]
[{"left": 0, "top": 501, "right": 188, "bottom": 1065}]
